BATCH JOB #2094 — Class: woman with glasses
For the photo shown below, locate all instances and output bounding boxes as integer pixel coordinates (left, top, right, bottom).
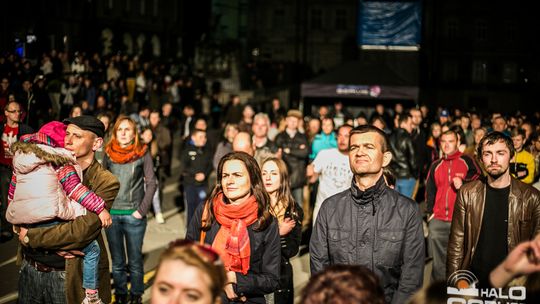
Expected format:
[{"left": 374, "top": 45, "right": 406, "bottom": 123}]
[
  {"left": 151, "top": 239, "right": 227, "bottom": 304},
  {"left": 261, "top": 157, "right": 303, "bottom": 304},
  {"left": 103, "top": 116, "right": 158, "bottom": 304},
  {"left": 187, "top": 152, "right": 280, "bottom": 303},
  {"left": 1, "top": 100, "right": 33, "bottom": 242}
]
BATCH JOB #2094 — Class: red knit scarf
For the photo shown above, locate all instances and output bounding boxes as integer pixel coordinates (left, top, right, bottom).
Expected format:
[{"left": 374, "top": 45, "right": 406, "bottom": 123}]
[
  {"left": 105, "top": 140, "right": 147, "bottom": 164},
  {"left": 212, "top": 192, "right": 259, "bottom": 275}
]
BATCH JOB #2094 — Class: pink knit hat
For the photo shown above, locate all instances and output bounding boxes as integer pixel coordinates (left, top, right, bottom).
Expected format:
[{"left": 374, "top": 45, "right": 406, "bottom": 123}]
[{"left": 38, "top": 121, "right": 67, "bottom": 148}]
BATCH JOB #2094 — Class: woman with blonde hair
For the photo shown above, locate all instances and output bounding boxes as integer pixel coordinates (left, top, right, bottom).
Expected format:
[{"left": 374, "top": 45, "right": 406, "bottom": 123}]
[
  {"left": 187, "top": 152, "right": 280, "bottom": 303},
  {"left": 261, "top": 157, "right": 303, "bottom": 304},
  {"left": 103, "top": 116, "right": 158, "bottom": 304},
  {"left": 151, "top": 239, "right": 227, "bottom": 304}
]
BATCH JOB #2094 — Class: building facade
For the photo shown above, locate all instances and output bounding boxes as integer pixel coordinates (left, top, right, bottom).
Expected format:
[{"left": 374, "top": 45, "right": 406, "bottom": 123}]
[{"left": 421, "top": 0, "right": 538, "bottom": 112}]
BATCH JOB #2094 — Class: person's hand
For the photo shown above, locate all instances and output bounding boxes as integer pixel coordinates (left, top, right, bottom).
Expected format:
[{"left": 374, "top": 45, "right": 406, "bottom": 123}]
[
  {"left": 98, "top": 209, "right": 112, "bottom": 228},
  {"left": 502, "top": 236, "right": 540, "bottom": 276},
  {"left": 195, "top": 173, "right": 205, "bottom": 182},
  {"left": 306, "top": 165, "right": 319, "bottom": 184},
  {"left": 490, "top": 234, "right": 540, "bottom": 287},
  {"left": 452, "top": 177, "right": 463, "bottom": 190},
  {"left": 279, "top": 218, "right": 296, "bottom": 236},
  {"left": 56, "top": 250, "right": 85, "bottom": 259},
  {"left": 224, "top": 283, "right": 238, "bottom": 300},
  {"left": 426, "top": 213, "right": 435, "bottom": 223},
  {"left": 18, "top": 227, "right": 28, "bottom": 244},
  {"left": 132, "top": 210, "right": 143, "bottom": 219}
]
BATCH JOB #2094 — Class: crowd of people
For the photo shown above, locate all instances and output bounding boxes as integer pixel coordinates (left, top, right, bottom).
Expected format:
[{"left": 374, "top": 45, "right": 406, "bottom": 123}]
[{"left": 3, "top": 49, "right": 540, "bottom": 304}]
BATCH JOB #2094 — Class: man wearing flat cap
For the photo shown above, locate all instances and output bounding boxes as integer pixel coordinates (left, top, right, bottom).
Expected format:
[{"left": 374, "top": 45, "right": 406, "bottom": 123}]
[
  {"left": 275, "top": 109, "right": 309, "bottom": 206},
  {"left": 16, "top": 116, "right": 120, "bottom": 304}
]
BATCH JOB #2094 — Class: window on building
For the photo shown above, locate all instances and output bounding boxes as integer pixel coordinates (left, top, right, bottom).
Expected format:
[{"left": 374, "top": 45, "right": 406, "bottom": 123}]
[
  {"left": 445, "top": 18, "right": 459, "bottom": 40},
  {"left": 336, "top": 9, "right": 347, "bottom": 30},
  {"left": 505, "top": 21, "right": 517, "bottom": 43},
  {"left": 472, "top": 60, "right": 487, "bottom": 83},
  {"left": 310, "top": 9, "right": 323, "bottom": 30},
  {"left": 475, "top": 20, "right": 488, "bottom": 42},
  {"left": 108, "top": 0, "right": 113, "bottom": 9},
  {"left": 153, "top": 0, "right": 158, "bottom": 17},
  {"left": 273, "top": 9, "right": 285, "bottom": 29},
  {"left": 172, "top": 1, "right": 178, "bottom": 22},
  {"left": 442, "top": 59, "right": 459, "bottom": 82},
  {"left": 502, "top": 62, "right": 517, "bottom": 84},
  {"left": 140, "top": 0, "right": 146, "bottom": 16}
]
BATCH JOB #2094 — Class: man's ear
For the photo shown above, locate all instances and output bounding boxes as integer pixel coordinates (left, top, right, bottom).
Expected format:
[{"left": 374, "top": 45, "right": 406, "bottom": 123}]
[
  {"left": 382, "top": 151, "right": 393, "bottom": 167},
  {"left": 92, "top": 137, "right": 104, "bottom": 152}
]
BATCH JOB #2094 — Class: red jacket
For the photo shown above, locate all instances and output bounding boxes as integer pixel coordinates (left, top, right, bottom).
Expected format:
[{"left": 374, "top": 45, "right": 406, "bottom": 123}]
[{"left": 426, "top": 151, "right": 480, "bottom": 221}]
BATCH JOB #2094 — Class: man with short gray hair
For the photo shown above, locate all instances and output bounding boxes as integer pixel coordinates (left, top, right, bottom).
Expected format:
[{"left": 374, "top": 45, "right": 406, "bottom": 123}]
[
  {"left": 252, "top": 113, "right": 278, "bottom": 165},
  {"left": 311, "top": 125, "right": 424, "bottom": 304}
]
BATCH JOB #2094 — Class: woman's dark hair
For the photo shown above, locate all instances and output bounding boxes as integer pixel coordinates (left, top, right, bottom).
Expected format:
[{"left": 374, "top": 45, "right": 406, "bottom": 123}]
[
  {"left": 201, "top": 152, "right": 271, "bottom": 231},
  {"left": 301, "top": 265, "right": 385, "bottom": 304},
  {"left": 370, "top": 115, "right": 387, "bottom": 129},
  {"left": 261, "top": 157, "right": 301, "bottom": 222},
  {"left": 450, "top": 125, "right": 466, "bottom": 146}
]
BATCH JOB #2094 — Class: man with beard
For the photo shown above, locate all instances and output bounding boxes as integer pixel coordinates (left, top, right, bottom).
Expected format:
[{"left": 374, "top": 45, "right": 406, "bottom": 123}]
[{"left": 447, "top": 132, "right": 540, "bottom": 287}]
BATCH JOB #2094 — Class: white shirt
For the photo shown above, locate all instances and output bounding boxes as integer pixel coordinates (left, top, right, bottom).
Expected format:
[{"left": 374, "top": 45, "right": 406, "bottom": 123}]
[{"left": 312, "top": 148, "right": 353, "bottom": 223}]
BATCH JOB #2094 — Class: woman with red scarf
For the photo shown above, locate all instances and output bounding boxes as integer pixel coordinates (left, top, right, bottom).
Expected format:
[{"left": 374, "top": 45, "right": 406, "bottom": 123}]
[
  {"left": 186, "top": 152, "right": 280, "bottom": 303},
  {"left": 103, "top": 116, "right": 157, "bottom": 304}
]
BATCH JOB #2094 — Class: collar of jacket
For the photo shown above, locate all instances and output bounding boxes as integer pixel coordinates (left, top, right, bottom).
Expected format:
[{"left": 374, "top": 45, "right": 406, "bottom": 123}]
[
  {"left": 350, "top": 175, "right": 386, "bottom": 206},
  {"left": 443, "top": 150, "right": 462, "bottom": 161},
  {"left": 83, "top": 157, "right": 100, "bottom": 182}
]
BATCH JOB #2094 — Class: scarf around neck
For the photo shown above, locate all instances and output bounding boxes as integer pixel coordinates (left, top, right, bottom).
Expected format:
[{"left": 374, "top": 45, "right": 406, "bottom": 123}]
[
  {"left": 105, "top": 140, "right": 147, "bottom": 164},
  {"left": 212, "top": 192, "right": 259, "bottom": 275}
]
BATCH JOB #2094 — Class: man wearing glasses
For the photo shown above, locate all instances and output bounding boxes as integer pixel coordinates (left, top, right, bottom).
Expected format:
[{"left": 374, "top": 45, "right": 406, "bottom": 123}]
[{"left": 0, "top": 100, "right": 33, "bottom": 242}]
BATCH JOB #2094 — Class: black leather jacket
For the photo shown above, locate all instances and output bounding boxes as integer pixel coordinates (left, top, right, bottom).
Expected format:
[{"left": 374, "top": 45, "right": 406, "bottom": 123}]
[
  {"left": 274, "top": 131, "right": 309, "bottom": 189},
  {"left": 310, "top": 176, "right": 425, "bottom": 304},
  {"left": 389, "top": 128, "right": 418, "bottom": 179}
]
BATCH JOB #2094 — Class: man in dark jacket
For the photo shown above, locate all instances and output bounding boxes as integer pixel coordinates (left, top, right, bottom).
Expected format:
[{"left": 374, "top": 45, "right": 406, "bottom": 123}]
[
  {"left": 447, "top": 131, "right": 540, "bottom": 288},
  {"left": 180, "top": 128, "right": 213, "bottom": 223},
  {"left": 410, "top": 107, "right": 429, "bottom": 202},
  {"left": 310, "top": 125, "right": 425, "bottom": 304},
  {"left": 389, "top": 113, "right": 418, "bottom": 198},
  {"left": 275, "top": 110, "right": 309, "bottom": 206}
]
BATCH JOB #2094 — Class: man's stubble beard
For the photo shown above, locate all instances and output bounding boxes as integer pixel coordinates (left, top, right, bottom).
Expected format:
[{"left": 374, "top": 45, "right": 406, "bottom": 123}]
[{"left": 486, "top": 167, "right": 508, "bottom": 181}]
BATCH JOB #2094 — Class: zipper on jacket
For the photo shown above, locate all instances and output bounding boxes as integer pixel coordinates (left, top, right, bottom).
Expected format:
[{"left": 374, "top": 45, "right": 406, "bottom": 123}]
[
  {"left": 372, "top": 203, "right": 377, "bottom": 270},
  {"left": 445, "top": 160, "right": 452, "bottom": 219}
]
